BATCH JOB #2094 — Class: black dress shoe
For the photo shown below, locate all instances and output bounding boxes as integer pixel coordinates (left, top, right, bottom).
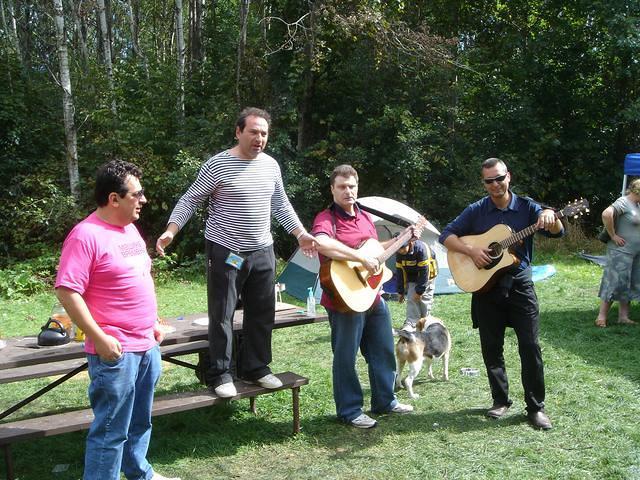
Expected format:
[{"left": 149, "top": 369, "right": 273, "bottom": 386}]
[
  {"left": 528, "top": 410, "right": 552, "bottom": 430},
  {"left": 486, "top": 404, "right": 510, "bottom": 419}
]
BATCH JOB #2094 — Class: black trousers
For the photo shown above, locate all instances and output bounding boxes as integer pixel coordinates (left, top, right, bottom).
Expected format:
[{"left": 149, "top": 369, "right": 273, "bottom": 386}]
[
  {"left": 471, "top": 270, "right": 545, "bottom": 412},
  {"left": 205, "top": 240, "right": 276, "bottom": 387}
]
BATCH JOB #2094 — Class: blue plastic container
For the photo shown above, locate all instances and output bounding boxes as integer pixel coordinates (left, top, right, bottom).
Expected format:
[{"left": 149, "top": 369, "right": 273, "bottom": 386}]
[{"left": 624, "top": 153, "right": 640, "bottom": 175}]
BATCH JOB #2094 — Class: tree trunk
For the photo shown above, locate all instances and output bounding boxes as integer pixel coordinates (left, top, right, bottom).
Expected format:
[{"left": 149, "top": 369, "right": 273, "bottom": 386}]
[
  {"left": 297, "top": 1, "right": 318, "bottom": 152},
  {"left": 6, "top": 0, "right": 22, "bottom": 63},
  {"left": 68, "top": 0, "right": 88, "bottom": 72},
  {"left": 188, "top": 0, "right": 203, "bottom": 73},
  {"left": 175, "top": 0, "right": 185, "bottom": 121},
  {"left": 236, "top": 0, "right": 250, "bottom": 107},
  {"left": 52, "top": 0, "right": 80, "bottom": 200},
  {"left": 126, "top": 0, "right": 149, "bottom": 77},
  {"left": 261, "top": 0, "right": 268, "bottom": 43},
  {"left": 96, "top": 0, "right": 117, "bottom": 114}
]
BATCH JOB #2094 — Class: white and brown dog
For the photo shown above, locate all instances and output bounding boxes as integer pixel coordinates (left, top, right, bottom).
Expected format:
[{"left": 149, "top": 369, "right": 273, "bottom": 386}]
[{"left": 395, "top": 316, "right": 451, "bottom": 399}]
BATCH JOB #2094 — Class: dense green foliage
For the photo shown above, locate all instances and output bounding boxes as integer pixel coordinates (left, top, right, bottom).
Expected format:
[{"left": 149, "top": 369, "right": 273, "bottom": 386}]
[{"left": 1, "top": 0, "right": 639, "bottom": 263}]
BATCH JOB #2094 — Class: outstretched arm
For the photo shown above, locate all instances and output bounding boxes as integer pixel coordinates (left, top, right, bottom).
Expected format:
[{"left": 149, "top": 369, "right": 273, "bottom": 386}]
[{"left": 156, "top": 222, "right": 180, "bottom": 256}]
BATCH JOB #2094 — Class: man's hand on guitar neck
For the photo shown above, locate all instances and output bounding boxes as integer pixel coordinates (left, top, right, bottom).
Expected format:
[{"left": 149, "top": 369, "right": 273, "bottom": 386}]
[
  {"left": 536, "top": 209, "right": 562, "bottom": 233},
  {"left": 410, "top": 223, "right": 424, "bottom": 239}
]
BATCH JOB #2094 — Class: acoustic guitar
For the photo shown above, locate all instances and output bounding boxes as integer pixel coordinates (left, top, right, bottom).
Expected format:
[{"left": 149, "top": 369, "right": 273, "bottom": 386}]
[
  {"left": 319, "top": 218, "right": 428, "bottom": 313},
  {"left": 447, "top": 199, "right": 589, "bottom": 293}
]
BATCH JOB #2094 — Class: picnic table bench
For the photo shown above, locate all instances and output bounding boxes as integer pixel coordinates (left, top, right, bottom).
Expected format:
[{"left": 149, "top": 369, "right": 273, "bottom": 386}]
[{"left": 0, "top": 303, "right": 326, "bottom": 480}]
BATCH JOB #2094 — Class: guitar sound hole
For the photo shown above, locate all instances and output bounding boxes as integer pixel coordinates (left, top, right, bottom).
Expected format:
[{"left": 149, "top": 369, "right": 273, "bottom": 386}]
[
  {"left": 488, "top": 243, "right": 503, "bottom": 260},
  {"left": 483, "top": 242, "right": 503, "bottom": 270}
]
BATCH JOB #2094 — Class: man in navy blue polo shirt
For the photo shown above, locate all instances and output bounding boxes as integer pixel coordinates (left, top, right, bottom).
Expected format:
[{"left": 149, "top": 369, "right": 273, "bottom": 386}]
[{"left": 439, "top": 157, "right": 564, "bottom": 430}]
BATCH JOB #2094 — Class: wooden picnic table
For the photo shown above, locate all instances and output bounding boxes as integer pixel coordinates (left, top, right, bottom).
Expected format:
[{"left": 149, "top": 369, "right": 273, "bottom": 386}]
[
  {"left": 0, "top": 302, "right": 326, "bottom": 374},
  {"left": 0, "top": 303, "right": 327, "bottom": 479}
]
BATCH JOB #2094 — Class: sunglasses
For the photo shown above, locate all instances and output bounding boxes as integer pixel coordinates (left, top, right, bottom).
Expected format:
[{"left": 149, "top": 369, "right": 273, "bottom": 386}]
[
  {"left": 483, "top": 173, "right": 508, "bottom": 185},
  {"left": 129, "top": 188, "right": 145, "bottom": 199}
]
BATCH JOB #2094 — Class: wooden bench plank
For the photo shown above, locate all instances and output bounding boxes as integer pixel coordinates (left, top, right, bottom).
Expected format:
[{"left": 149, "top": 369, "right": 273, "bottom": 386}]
[
  {"left": 0, "top": 359, "right": 88, "bottom": 384},
  {"left": 0, "top": 372, "right": 308, "bottom": 445}
]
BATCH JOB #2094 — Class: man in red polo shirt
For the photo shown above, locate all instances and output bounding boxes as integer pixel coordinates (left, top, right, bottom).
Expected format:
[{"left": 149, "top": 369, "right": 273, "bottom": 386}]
[{"left": 311, "top": 164, "right": 414, "bottom": 429}]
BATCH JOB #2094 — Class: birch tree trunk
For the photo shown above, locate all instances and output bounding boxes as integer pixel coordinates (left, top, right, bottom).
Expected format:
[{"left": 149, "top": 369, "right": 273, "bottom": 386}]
[
  {"left": 52, "top": 0, "right": 80, "bottom": 199},
  {"left": 96, "top": 0, "right": 117, "bottom": 114},
  {"left": 175, "top": 0, "right": 185, "bottom": 121},
  {"left": 236, "top": 0, "right": 250, "bottom": 107},
  {"left": 126, "top": 0, "right": 149, "bottom": 77},
  {"left": 6, "top": 0, "right": 22, "bottom": 63},
  {"left": 0, "top": 0, "right": 12, "bottom": 57}
]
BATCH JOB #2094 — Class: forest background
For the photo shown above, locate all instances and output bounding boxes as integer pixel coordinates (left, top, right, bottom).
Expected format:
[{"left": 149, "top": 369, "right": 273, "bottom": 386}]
[{"left": 1, "top": 0, "right": 639, "bottom": 278}]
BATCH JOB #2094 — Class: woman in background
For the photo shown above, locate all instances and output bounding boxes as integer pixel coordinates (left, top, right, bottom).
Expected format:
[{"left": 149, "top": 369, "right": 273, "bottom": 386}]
[{"left": 596, "top": 179, "right": 640, "bottom": 327}]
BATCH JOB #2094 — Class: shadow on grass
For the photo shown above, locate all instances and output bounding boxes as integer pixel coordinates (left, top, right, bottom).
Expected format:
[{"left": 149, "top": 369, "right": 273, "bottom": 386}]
[
  {"left": 2, "top": 402, "right": 539, "bottom": 480},
  {"left": 144, "top": 403, "right": 530, "bottom": 468},
  {"left": 540, "top": 306, "right": 640, "bottom": 385}
]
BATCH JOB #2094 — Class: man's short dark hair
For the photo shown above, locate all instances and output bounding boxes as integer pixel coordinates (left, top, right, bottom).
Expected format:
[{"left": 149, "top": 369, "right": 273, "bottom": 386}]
[
  {"left": 481, "top": 157, "right": 507, "bottom": 171},
  {"left": 236, "top": 107, "right": 271, "bottom": 132},
  {"left": 95, "top": 160, "right": 142, "bottom": 207},
  {"left": 330, "top": 164, "right": 359, "bottom": 186}
]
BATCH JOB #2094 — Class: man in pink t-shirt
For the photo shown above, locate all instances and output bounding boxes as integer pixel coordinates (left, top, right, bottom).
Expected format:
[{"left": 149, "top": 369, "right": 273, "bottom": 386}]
[{"left": 55, "top": 161, "right": 179, "bottom": 480}]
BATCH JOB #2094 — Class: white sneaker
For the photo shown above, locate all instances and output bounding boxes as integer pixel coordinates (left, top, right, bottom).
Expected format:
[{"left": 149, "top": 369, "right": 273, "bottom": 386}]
[
  {"left": 214, "top": 382, "right": 237, "bottom": 398},
  {"left": 350, "top": 413, "right": 377, "bottom": 429},
  {"left": 152, "top": 473, "right": 181, "bottom": 480},
  {"left": 390, "top": 402, "right": 414, "bottom": 414},
  {"left": 254, "top": 373, "right": 283, "bottom": 389}
]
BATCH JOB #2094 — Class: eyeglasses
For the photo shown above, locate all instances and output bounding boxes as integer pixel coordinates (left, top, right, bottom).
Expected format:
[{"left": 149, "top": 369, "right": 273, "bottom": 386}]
[
  {"left": 483, "top": 173, "right": 508, "bottom": 185},
  {"left": 129, "top": 188, "right": 145, "bottom": 199}
]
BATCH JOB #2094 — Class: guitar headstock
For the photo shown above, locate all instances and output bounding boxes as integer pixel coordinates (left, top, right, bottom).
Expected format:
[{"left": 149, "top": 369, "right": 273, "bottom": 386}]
[
  {"left": 560, "top": 198, "right": 590, "bottom": 219},
  {"left": 412, "top": 215, "right": 429, "bottom": 238}
]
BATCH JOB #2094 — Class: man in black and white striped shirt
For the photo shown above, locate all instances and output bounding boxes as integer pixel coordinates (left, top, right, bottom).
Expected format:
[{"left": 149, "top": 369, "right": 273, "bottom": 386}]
[{"left": 156, "top": 107, "right": 315, "bottom": 398}]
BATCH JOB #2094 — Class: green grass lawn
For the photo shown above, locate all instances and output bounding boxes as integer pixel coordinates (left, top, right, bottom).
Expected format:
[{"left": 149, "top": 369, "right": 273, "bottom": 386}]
[{"left": 1, "top": 254, "right": 639, "bottom": 479}]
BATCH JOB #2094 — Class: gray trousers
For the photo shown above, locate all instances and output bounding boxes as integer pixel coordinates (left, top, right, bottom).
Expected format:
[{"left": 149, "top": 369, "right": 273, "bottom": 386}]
[{"left": 404, "top": 281, "right": 435, "bottom": 327}]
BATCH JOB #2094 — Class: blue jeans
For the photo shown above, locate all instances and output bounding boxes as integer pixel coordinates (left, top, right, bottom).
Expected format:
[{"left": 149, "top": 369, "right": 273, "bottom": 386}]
[
  {"left": 327, "top": 298, "right": 398, "bottom": 422},
  {"left": 85, "top": 345, "right": 162, "bottom": 480}
]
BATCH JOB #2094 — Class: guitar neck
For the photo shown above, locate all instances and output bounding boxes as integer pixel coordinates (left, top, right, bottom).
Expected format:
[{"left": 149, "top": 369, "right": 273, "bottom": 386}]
[
  {"left": 378, "top": 229, "right": 414, "bottom": 264},
  {"left": 499, "top": 210, "right": 565, "bottom": 249}
]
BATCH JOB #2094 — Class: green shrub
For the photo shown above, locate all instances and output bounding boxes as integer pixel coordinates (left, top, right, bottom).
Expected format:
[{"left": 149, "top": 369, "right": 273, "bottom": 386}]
[
  {"left": 152, "top": 252, "right": 206, "bottom": 285},
  {"left": 0, "top": 254, "right": 59, "bottom": 299},
  {"left": 1, "top": 175, "right": 83, "bottom": 261}
]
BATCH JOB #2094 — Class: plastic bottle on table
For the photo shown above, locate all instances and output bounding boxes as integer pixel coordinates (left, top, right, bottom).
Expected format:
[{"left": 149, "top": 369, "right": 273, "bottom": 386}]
[
  {"left": 306, "top": 287, "right": 316, "bottom": 317},
  {"left": 50, "top": 302, "right": 75, "bottom": 339}
]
